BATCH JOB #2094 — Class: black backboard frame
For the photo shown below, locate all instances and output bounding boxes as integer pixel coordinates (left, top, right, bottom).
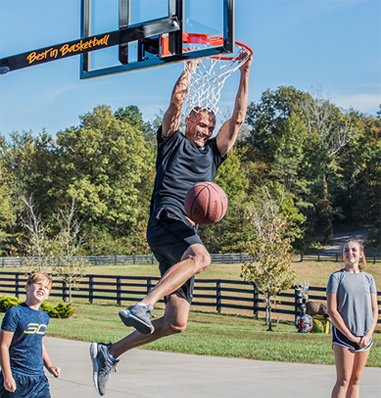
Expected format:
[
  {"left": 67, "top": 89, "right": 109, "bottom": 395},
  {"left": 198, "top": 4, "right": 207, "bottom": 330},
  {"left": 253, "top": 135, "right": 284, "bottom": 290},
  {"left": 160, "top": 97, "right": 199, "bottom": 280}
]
[
  {"left": 0, "top": 0, "right": 234, "bottom": 77},
  {"left": 80, "top": 0, "right": 235, "bottom": 79}
]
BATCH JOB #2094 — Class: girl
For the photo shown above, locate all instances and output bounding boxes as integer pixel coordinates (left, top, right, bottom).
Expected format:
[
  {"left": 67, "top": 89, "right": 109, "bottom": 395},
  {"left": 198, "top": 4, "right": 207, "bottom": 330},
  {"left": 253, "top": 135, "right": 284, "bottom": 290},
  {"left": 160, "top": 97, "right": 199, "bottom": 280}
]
[{"left": 326, "top": 240, "right": 378, "bottom": 398}]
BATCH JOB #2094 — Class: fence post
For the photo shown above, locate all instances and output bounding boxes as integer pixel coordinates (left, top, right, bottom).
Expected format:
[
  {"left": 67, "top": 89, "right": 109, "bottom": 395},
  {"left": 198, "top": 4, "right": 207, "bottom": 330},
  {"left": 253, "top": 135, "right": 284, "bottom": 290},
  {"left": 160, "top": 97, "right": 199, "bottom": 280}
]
[
  {"left": 253, "top": 285, "right": 258, "bottom": 316},
  {"left": 300, "top": 252, "right": 303, "bottom": 262},
  {"left": 318, "top": 252, "right": 320, "bottom": 261},
  {"left": 147, "top": 277, "right": 153, "bottom": 294},
  {"left": 374, "top": 254, "right": 376, "bottom": 264},
  {"left": 240, "top": 253, "right": 242, "bottom": 263},
  {"left": 133, "top": 255, "right": 136, "bottom": 265},
  {"left": 152, "top": 256, "right": 155, "bottom": 265},
  {"left": 294, "top": 286, "right": 301, "bottom": 320},
  {"left": 89, "top": 276, "right": 94, "bottom": 304},
  {"left": 117, "top": 276, "right": 122, "bottom": 305},
  {"left": 62, "top": 281, "right": 68, "bottom": 302},
  {"left": 336, "top": 254, "right": 338, "bottom": 262},
  {"left": 115, "top": 256, "right": 117, "bottom": 266},
  {"left": 2, "top": 257, "right": 4, "bottom": 267},
  {"left": 216, "top": 281, "right": 222, "bottom": 312},
  {"left": 15, "top": 274, "right": 20, "bottom": 298}
]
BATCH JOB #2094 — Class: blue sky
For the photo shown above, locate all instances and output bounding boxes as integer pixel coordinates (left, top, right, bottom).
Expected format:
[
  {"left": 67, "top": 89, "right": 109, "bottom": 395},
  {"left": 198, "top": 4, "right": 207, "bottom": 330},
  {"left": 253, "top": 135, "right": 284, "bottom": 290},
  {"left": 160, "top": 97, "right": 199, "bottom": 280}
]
[{"left": 0, "top": 0, "right": 380, "bottom": 137}]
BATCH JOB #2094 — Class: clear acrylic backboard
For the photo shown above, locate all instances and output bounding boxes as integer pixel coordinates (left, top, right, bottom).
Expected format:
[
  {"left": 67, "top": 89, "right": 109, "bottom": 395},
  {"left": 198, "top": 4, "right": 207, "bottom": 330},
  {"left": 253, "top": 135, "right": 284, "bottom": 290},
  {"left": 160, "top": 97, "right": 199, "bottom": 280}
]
[{"left": 81, "top": 0, "right": 235, "bottom": 79}]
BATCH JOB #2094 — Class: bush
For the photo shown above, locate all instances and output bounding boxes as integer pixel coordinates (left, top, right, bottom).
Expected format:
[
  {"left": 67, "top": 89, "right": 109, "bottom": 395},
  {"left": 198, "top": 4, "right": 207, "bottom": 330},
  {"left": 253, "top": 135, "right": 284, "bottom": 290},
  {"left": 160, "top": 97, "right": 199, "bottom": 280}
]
[
  {"left": 0, "top": 296, "right": 22, "bottom": 312},
  {"left": 40, "top": 302, "right": 74, "bottom": 318},
  {"left": 0, "top": 296, "right": 74, "bottom": 318}
]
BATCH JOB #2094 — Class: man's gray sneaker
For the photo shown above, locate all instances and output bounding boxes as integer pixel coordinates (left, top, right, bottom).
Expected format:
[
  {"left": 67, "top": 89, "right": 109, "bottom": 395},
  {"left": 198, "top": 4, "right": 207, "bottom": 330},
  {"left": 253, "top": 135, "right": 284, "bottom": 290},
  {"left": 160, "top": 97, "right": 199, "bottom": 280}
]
[
  {"left": 90, "top": 342, "right": 119, "bottom": 396},
  {"left": 119, "top": 303, "right": 155, "bottom": 335}
]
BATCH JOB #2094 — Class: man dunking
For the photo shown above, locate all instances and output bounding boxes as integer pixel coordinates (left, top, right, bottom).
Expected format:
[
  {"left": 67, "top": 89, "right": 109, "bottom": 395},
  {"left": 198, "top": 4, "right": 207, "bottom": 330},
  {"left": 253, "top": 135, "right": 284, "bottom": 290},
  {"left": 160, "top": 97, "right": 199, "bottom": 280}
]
[{"left": 90, "top": 53, "right": 252, "bottom": 396}]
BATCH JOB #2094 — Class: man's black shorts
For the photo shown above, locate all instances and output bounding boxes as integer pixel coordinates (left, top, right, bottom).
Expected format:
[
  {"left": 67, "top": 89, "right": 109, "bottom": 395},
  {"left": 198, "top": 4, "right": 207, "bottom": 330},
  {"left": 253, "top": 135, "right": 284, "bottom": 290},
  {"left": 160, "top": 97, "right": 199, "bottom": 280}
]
[{"left": 147, "top": 206, "right": 203, "bottom": 304}]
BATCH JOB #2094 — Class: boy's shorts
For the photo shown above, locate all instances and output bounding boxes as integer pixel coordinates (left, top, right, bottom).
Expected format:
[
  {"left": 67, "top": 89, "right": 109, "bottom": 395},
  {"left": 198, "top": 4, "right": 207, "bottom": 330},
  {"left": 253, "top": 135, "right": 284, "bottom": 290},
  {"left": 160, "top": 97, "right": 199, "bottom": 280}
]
[
  {"left": 147, "top": 206, "right": 204, "bottom": 304},
  {"left": 0, "top": 373, "right": 51, "bottom": 398},
  {"left": 332, "top": 325, "right": 373, "bottom": 352}
]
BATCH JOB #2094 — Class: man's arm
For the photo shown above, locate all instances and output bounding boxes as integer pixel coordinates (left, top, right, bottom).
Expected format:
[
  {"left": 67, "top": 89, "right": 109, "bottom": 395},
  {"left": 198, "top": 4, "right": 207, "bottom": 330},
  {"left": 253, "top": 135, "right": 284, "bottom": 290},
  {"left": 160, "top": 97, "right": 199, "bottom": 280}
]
[
  {"left": 216, "top": 55, "right": 252, "bottom": 156},
  {"left": 0, "top": 330, "right": 16, "bottom": 392},
  {"left": 161, "top": 70, "right": 188, "bottom": 137},
  {"left": 42, "top": 337, "right": 61, "bottom": 378}
]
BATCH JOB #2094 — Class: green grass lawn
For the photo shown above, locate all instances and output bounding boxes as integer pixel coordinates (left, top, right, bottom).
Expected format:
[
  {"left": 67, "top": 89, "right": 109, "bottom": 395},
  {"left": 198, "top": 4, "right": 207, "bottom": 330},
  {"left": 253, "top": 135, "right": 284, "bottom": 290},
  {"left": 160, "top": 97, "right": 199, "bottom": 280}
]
[
  {"left": 43, "top": 300, "right": 381, "bottom": 367},
  {"left": 1, "top": 260, "right": 380, "bottom": 367},
  {"left": 2, "top": 297, "right": 378, "bottom": 367}
]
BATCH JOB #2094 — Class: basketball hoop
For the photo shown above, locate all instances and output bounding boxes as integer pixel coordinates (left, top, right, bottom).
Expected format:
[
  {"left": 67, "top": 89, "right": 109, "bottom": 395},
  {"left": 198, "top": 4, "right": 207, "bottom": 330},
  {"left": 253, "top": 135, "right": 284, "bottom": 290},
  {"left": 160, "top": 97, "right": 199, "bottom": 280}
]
[{"left": 182, "top": 33, "right": 253, "bottom": 117}]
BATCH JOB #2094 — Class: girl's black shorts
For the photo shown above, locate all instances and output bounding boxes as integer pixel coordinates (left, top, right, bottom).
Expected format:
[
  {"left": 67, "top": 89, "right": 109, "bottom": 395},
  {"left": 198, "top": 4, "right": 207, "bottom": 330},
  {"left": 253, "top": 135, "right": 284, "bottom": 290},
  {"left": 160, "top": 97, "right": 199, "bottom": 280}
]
[{"left": 332, "top": 325, "right": 372, "bottom": 352}]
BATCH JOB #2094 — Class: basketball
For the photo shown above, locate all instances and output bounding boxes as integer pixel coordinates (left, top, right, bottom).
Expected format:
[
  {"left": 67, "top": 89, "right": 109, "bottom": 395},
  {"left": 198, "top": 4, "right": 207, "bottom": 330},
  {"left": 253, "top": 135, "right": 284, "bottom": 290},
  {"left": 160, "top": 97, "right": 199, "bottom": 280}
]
[{"left": 184, "top": 182, "right": 228, "bottom": 225}]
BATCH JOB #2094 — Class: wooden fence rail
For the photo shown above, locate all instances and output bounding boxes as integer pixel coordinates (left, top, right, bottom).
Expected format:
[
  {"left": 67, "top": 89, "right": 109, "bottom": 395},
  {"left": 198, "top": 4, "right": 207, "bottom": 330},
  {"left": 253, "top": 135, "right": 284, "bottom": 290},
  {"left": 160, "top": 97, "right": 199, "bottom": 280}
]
[
  {"left": 0, "top": 254, "right": 254, "bottom": 267},
  {"left": 0, "top": 252, "right": 380, "bottom": 267},
  {"left": 0, "top": 272, "right": 380, "bottom": 323},
  {"left": 299, "top": 252, "right": 381, "bottom": 263}
]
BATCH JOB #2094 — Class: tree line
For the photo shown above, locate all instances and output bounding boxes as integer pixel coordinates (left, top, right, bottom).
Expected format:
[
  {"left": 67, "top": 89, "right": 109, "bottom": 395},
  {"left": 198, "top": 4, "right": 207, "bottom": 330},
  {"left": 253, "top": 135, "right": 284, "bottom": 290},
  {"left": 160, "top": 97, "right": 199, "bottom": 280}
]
[{"left": 0, "top": 87, "right": 380, "bottom": 257}]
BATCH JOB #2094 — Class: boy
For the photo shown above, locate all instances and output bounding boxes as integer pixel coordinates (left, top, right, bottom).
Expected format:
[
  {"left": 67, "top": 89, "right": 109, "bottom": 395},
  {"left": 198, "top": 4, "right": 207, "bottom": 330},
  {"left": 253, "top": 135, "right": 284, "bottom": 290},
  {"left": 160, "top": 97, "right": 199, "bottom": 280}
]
[{"left": 0, "top": 273, "right": 61, "bottom": 398}]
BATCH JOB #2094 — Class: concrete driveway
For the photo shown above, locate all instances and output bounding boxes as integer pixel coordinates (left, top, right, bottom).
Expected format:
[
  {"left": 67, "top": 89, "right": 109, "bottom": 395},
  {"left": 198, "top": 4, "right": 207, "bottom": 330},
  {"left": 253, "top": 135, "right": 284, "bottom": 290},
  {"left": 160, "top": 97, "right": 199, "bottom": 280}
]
[{"left": 44, "top": 337, "right": 381, "bottom": 398}]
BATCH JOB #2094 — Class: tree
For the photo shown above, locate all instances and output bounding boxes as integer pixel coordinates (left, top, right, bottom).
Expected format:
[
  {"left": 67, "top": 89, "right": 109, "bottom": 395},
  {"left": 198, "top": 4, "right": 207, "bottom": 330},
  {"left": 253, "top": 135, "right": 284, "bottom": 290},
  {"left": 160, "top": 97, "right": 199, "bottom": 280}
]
[
  {"left": 0, "top": 159, "right": 16, "bottom": 255},
  {"left": 240, "top": 188, "right": 295, "bottom": 331},
  {"left": 0, "top": 131, "right": 59, "bottom": 223},
  {"left": 54, "top": 200, "right": 87, "bottom": 303},
  {"left": 300, "top": 89, "right": 361, "bottom": 240},
  {"left": 114, "top": 105, "right": 149, "bottom": 131},
  {"left": 333, "top": 112, "right": 381, "bottom": 247},
  {"left": 18, "top": 196, "right": 53, "bottom": 273},
  {"left": 199, "top": 148, "right": 253, "bottom": 253},
  {"left": 242, "top": 87, "right": 314, "bottom": 237},
  {"left": 303, "top": 88, "right": 356, "bottom": 158},
  {"left": 54, "top": 105, "right": 154, "bottom": 251},
  {"left": 243, "top": 86, "right": 361, "bottom": 243},
  {"left": 115, "top": 106, "right": 163, "bottom": 155},
  {"left": 264, "top": 181, "right": 306, "bottom": 243}
]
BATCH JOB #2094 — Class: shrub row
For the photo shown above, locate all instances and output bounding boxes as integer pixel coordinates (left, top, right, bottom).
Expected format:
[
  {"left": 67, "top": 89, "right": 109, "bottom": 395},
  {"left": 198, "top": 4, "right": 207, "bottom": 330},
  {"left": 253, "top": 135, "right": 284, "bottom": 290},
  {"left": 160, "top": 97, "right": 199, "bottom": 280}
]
[{"left": 0, "top": 296, "right": 74, "bottom": 318}]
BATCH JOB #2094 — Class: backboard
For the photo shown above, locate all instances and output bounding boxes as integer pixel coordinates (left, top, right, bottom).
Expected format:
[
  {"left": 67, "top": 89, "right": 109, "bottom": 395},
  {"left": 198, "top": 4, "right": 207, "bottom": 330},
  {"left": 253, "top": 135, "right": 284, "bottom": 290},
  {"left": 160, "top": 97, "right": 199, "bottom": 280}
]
[{"left": 80, "top": 0, "right": 235, "bottom": 79}]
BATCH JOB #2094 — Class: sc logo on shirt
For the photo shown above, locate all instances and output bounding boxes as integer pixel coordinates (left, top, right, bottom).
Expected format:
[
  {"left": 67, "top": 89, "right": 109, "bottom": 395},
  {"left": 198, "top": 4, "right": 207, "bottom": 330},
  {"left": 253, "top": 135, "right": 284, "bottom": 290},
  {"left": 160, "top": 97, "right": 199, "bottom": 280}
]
[{"left": 23, "top": 323, "right": 47, "bottom": 335}]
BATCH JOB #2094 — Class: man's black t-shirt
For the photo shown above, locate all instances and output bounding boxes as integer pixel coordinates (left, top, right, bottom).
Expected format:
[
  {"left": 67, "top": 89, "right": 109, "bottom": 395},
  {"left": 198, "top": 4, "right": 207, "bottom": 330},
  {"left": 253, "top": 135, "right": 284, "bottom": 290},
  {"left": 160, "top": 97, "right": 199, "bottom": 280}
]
[{"left": 151, "top": 126, "right": 227, "bottom": 217}]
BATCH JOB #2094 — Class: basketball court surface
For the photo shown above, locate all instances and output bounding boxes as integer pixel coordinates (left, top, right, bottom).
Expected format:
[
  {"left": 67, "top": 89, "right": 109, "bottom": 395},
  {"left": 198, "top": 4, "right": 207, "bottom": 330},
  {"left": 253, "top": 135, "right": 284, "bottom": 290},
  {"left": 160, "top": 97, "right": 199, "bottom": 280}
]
[{"left": 45, "top": 337, "right": 381, "bottom": 398}]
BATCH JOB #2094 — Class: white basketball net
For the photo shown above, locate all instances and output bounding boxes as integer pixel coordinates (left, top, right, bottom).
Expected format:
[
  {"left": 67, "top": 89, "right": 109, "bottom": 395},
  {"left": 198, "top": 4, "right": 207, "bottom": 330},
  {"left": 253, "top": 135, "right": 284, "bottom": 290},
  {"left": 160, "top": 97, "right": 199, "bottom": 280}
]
[{"left": 183, "top": 45, "right": 251, "bottom": 117}]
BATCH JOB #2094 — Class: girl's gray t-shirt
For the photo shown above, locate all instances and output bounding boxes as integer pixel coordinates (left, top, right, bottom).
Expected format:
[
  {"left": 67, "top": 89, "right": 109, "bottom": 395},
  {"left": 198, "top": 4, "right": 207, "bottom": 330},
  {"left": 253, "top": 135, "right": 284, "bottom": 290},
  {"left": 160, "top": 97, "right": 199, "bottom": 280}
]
[{"left": 326, "top": 269, "right": 377, "bottom": 336}]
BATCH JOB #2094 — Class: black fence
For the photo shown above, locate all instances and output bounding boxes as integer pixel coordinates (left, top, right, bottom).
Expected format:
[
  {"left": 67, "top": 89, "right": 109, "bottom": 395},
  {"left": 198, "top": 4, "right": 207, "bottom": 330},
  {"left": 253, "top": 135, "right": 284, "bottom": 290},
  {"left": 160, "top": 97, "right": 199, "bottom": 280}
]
[
  {"left": 1, "top": 252, "right": 380, "bottom": 267},
  {"left": 0, "top": 272, "right": 380, "bottom": 323},
  {"left": 299, "top": 252, "right": 381, "bottom": 263},
  {"left": 0, "top": 254, "right": 255, "bottom": 267}
]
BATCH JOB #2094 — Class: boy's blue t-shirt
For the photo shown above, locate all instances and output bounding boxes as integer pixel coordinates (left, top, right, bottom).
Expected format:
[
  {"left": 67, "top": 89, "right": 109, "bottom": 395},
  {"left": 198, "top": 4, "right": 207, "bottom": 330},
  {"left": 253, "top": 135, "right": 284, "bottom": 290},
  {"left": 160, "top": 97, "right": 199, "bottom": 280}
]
[{"left": 1, "top": 302, "right": 50, "bottom": 376}]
